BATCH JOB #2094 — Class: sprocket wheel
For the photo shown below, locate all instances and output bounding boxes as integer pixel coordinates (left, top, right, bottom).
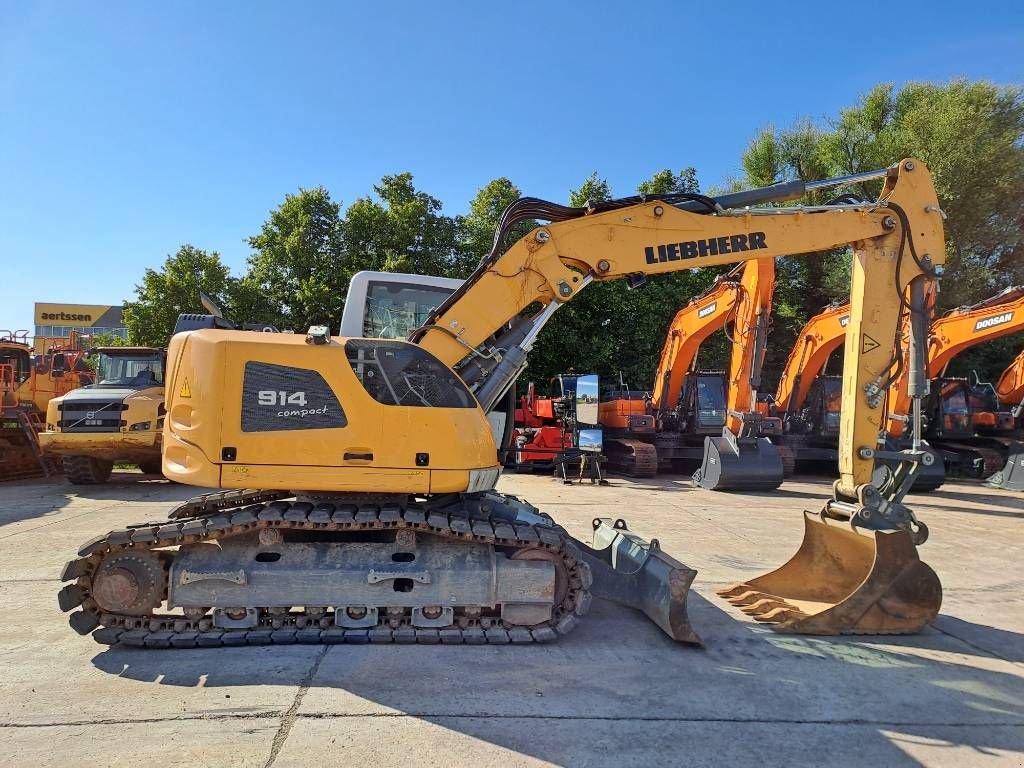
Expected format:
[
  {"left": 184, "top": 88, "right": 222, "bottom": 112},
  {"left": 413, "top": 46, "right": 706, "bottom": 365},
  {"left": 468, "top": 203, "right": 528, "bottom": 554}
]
[{"left": 91, "top": 550, "right": 167, "bottom": 615}]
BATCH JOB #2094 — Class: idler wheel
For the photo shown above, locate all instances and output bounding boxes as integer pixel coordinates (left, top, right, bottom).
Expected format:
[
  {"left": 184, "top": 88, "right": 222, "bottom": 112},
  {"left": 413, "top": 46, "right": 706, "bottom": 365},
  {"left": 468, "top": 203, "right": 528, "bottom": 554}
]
[{"left": 92, "top": 551, "right": 165, "bottom": 615}]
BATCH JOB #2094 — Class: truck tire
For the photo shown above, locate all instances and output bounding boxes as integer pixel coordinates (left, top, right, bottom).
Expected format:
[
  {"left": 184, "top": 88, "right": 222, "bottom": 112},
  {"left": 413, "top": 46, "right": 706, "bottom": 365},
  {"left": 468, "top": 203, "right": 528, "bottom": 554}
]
[
  {"left": 64, "top": 456, "right": 114, "bottom": 485},
  {"left": 138, "top": 459, "right": 163, "bottom": 475}
]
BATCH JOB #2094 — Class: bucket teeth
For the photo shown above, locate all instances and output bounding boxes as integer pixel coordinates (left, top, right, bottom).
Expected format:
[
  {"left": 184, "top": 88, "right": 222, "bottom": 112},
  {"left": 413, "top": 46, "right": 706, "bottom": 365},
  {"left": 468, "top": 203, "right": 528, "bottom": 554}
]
[
  {"left": 738, "top": 598, "right": 790, "bottom": 616},
  {"left": 716, "top": 511, "right": 942, "bottom": 635},
  {"left": 723, "top": 589, "right": 766, "bottom": 607},
  {"left": 752, "top": 606, "right": 807, "bottom": 623},
  {"left": 715, "top": 584, "right": 751, "bottom": 599}
]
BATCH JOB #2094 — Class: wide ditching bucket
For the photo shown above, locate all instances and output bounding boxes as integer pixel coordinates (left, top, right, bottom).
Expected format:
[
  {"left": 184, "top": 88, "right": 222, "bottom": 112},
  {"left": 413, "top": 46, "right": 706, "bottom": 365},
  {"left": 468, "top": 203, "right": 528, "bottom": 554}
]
[
  {"left": 693, "top": 434, "right": 784, "bottom": 491},
  {"left": 576, "top": 518, "right": 702, "bottom": 645},
  {"left": 718, "top": 511, "right": 941, "bottom": 634}
]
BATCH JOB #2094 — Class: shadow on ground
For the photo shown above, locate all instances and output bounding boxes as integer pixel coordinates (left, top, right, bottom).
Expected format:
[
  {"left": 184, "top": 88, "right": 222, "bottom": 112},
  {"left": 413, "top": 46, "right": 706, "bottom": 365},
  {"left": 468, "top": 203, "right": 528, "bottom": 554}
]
[
  {"left": 918, "top": 488, "right": 1024, "bottom": 515},
  {"left": 0, "top": 475, "right": 209, "bottom": 530},
  {"left": 90, "top": 593, "right": 1024, "bottom": 767}
]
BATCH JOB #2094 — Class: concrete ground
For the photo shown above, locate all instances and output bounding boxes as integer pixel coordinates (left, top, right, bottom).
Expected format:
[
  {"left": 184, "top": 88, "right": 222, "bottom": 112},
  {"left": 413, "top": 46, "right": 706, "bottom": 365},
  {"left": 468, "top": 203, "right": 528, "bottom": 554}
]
[{"left": 0, "top": 470, "right": 1021, "bottom": 767}]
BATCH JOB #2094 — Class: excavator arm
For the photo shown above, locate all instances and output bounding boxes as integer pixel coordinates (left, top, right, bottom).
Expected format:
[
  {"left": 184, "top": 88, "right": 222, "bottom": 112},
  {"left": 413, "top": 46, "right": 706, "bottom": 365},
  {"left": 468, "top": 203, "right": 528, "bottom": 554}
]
[{"left": 689, "top": 259, "right": 785, "bottom": 491}]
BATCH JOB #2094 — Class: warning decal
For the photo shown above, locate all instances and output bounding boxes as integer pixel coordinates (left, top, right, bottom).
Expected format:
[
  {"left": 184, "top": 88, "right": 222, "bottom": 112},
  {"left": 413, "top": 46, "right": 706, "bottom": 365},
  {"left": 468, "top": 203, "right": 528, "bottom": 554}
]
[
  {"left": 179, "top": 379, "right": 192, "bottom": 398},
  {"left": 861, "top": 335, "right": 880, "bottom": 354}
]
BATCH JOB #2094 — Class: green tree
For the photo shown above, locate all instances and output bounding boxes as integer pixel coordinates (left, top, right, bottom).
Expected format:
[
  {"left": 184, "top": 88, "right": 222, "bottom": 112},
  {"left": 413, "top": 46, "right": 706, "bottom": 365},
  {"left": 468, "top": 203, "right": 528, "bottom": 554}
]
[
  {"left": 568, "top": 172, "right": 611, "bottom": 208},
  {"left": 739, "top": 79, "right": 1024, "bottom": 384},
  {"left": 637, "top": 167, "right": 699, "bottom": 196},
  {"left": 122, "top": 245, "right": 234, "bottom": 347},
  {"left": 342, "top": 173, "right": 462, "bottom": 278},
  {"left": 245, "top": 186, "right": 345, "bottom": 332},
  {"left": 824, "top": 81, "right": 1024, "bottom": 307},
  {"left": 460, "top": 177, "right": 524, "bottom": 271}
]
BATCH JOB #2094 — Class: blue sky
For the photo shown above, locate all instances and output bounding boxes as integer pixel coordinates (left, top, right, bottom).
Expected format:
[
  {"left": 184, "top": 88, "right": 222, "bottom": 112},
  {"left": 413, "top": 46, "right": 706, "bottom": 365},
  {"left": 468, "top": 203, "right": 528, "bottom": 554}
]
[{"left": 1, "top": 1, "right": 1022, "bottom": 334}]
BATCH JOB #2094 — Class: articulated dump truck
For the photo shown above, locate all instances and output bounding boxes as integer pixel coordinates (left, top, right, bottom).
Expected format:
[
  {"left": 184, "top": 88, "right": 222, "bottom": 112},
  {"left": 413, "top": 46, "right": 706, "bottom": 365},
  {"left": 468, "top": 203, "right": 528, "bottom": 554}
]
[
  {"left": 41, "top": 347, "right": 166, "bottom": 484},
  {"left": 59, "top": 160, "right": 944, "bottom": 648}
]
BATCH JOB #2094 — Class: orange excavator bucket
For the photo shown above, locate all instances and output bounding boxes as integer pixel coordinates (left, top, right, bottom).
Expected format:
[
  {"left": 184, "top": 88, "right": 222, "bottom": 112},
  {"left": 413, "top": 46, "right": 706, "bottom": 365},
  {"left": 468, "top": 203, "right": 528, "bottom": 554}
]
[{"left": 718, "top": 511, "right": 941, "bottom": 634}]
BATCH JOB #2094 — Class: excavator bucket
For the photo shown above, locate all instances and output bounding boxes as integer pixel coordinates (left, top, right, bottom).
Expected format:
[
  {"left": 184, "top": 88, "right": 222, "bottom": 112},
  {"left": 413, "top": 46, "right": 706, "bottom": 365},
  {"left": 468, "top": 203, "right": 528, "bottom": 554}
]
[
  {"left": 717, "top": 511, "right": 941, "bottom": 634},
  {"left": 987, "top": 442, "right": 1024, "bottom": 491},
  {"left": 575, "top": 518, "right": 702, "bottom": 645},
  {"left": 693, "top": 434, "right": 784, "bottom": 491}
]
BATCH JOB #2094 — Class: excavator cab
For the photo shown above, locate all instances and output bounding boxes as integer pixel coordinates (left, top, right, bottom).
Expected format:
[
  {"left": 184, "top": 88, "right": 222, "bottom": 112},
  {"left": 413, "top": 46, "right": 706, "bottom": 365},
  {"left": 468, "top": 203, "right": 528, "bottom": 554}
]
[
  {"left": 806, "top": 376, "right": 843, "bottom": 438},
  {"left": 680, "top": 372, "right": 728, "bottom": 434},
  {"left": 930, "top": 379, "right": 973, "bottom": 440}
]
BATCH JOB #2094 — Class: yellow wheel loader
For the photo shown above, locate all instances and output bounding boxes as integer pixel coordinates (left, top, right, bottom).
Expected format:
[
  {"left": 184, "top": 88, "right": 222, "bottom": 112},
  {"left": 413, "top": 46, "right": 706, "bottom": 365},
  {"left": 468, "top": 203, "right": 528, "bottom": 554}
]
[
  {"left": 41, "top": 347, "right": 166, "bottom": 484},
  {"left": 60, "top": 159, "right": 944, "bottom": 647}
]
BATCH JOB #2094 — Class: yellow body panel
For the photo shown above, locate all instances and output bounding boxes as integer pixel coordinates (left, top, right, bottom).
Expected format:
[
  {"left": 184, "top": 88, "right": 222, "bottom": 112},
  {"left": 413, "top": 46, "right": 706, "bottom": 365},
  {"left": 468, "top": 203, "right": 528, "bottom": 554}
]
[{"left": 162, "top": 330, "right": 498, "bottom": 491}]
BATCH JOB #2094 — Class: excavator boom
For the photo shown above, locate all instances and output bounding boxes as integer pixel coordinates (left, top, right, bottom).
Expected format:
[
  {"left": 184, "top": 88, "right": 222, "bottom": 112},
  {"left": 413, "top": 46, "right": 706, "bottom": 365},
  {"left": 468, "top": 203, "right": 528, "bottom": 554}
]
[{"left": 60, "top": 159, "right": 946, "bottom": 648}]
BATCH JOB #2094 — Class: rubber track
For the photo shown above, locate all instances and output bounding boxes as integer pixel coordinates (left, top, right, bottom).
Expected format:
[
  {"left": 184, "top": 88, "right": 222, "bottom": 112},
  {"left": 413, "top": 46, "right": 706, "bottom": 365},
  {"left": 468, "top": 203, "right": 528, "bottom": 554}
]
[
  {"left": 940, "top": 442, "right": 1005, "bottom": 478},
  {"left": 604, "top": 439, "right": 658, "bottom": 477},
  {"left": 776, "top": 445, "right": 796, "bottom": 479},
  {"left": 59, "top": 494, "right": 593, "bottom": 648}
]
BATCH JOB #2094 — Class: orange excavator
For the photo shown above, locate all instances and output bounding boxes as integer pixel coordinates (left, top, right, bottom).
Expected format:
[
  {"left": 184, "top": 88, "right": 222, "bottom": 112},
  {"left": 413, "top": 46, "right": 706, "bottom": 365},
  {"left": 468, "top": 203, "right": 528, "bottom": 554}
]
[
  {"left": 985, "top": 349, "right": 1024, "bottom": 490},
  {"left": 597, "top": 268, "right": 751, "bottom": 477},
  {"left": 767, "top": 302, "right": 849, "bottom": 466},
  {"left": 600, "top": 259, "right": 784, "bottom": 489},
  {"left": 0, "top": 330, "right": 90, "bottom": 481},
  {"left": 770, "top": 285, "right": 1024, "bottom": 485},
  {"left": 886, "top": 285, "right": 1024, "bottom": 481},
  {"left": 764, "top": 302, "right": 945, "bottom": 489}
]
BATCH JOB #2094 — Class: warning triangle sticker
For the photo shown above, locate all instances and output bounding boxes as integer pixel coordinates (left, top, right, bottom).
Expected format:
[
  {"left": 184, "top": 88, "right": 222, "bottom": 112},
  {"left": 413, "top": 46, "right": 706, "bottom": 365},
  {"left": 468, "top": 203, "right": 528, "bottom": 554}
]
[
  {"left": 179, "top": 378, "right": 192, "bottom": 398},
  {"left": 861, "top": 335, "right": 880, "bottom": 354}
]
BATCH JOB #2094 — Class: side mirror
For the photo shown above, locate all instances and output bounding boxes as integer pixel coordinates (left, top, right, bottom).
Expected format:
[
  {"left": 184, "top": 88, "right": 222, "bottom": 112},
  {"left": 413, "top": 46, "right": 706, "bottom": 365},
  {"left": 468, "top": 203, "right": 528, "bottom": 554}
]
[
  {"left": 578, "top": 428, "right": 603, "bottom": 453},
  {"left": 574, "top": 374, "right": 600, "bottom": 426}
]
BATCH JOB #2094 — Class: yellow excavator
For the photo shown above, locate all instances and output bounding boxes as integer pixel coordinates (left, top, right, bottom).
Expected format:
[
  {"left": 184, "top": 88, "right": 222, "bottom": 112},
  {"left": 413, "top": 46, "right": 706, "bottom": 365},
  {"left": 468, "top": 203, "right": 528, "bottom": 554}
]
[{"left": 60, "top": 159, "right": 944, "bottom": 646}]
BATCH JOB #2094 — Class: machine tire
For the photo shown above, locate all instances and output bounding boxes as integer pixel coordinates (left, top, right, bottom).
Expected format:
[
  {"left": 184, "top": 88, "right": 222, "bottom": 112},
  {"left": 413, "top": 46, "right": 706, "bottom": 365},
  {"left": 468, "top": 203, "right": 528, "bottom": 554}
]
[
  {"left": 138, "top": 459, "right": 163, "bottom": 475},
  {"left": 64, "top": 456, "right": 114, "bottom": 485}
]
